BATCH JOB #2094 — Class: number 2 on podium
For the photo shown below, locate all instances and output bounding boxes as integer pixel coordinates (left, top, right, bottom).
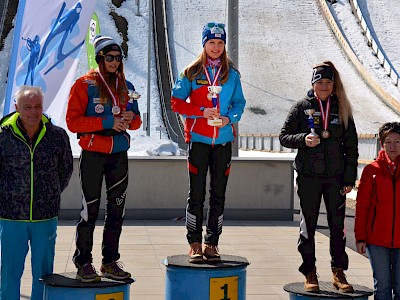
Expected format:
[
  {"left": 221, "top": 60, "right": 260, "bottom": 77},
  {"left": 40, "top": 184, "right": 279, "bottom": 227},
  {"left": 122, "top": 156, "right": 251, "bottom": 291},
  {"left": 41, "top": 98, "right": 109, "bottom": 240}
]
[{"left": 209, "top": 276, "right": 238, "bottom": 300}]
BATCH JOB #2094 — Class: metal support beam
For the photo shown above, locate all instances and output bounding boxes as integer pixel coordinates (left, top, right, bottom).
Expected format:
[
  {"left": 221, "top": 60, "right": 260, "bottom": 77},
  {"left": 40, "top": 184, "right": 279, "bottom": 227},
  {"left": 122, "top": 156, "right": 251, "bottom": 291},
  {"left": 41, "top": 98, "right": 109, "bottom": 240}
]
[
  {"left": 228, "top": 0, "right": 239, "bottom": 156},
  {"left": 135, "top": 0, "right": 141, "bottom": 16},
  {"left": 146, "top": 0, "right": 153, "bottom": 136}
]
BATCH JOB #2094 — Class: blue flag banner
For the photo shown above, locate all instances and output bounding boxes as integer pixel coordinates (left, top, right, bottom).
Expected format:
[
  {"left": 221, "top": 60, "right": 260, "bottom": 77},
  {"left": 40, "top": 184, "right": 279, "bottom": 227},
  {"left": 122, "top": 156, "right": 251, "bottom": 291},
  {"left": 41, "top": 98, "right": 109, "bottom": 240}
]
[{"left": 4, "top": 0, "right": 96, "bottom": 124}]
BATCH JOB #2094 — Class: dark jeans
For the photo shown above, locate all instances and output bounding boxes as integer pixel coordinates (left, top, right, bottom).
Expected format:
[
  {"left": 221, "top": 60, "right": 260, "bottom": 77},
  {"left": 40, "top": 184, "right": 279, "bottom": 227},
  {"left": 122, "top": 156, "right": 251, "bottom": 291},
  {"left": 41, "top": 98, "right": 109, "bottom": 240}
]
[
  {"left": 73, "top": 150, "right": 128, "bottom": 267},
  {"left": 367, "top": 244, "right": 400, "bottom": 300},
  {"left": 186, "top": 142, "right": 232, "bottom": 245},
  {"left": 296, "top": 173, "right": 349, "bottom": 276}
]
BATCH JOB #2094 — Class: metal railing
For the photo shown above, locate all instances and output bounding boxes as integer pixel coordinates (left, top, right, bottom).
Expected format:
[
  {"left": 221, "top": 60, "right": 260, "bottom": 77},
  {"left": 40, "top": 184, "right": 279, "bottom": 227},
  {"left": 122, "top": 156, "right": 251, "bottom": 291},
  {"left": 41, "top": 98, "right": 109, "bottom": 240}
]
[
  {"left": 239, "top": 134, "right": 294, "bottom": 153},
  {"left": 239, "top": 133, "right": 380, "bottom": 161},
  {"left": 239, "top": 133, "right": 380, "bottom": 180},
  {"left": 318, "top": 0, "right": 400, "bottom": 114},
  {"left": 348, "top": 0, "right": 399, "bottom": 87}
]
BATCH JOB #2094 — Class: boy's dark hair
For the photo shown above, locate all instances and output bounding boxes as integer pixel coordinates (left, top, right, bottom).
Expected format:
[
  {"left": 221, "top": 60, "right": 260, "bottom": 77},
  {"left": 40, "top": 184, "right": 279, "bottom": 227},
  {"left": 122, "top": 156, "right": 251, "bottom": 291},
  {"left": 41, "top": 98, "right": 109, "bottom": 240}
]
[{"left": 379, "top": 122, "right": 400, "bottom": 144}]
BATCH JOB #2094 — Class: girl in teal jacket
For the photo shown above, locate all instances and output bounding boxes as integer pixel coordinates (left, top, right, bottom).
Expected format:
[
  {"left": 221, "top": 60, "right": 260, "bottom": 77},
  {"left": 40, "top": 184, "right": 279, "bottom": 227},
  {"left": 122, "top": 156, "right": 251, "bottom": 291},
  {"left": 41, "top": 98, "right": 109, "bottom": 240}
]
[{"left": 171, "top": 22, "right": 246, "bottom": 263}]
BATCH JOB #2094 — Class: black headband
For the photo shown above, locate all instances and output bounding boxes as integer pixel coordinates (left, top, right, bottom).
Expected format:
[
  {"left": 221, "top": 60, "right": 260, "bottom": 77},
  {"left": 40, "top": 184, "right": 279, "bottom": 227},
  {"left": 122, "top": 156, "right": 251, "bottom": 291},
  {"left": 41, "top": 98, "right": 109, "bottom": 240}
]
[{"left": 311, "top": 65, "right": 334, "bottom": 84}]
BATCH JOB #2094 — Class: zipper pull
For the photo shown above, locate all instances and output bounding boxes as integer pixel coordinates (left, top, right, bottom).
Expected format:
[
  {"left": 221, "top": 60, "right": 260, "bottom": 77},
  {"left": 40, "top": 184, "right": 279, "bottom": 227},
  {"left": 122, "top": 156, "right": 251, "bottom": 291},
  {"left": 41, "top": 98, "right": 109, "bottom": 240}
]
[{"left": 88, "top": 134, "right": 94, "bottom": 148}]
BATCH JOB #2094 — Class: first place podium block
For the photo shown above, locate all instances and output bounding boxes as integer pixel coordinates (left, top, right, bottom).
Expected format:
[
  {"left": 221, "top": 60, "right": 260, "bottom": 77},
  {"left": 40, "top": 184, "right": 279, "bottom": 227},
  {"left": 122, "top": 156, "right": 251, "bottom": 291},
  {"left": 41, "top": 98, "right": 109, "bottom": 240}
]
[
  {"left": 283, "top": 282, "right": 373, "bottom": 300},
  {"left": 163, "top": 254, "right": 249, "bottom": 300},
  {"left": 41, "top": 272, "right": 135, "bottom": 300}
]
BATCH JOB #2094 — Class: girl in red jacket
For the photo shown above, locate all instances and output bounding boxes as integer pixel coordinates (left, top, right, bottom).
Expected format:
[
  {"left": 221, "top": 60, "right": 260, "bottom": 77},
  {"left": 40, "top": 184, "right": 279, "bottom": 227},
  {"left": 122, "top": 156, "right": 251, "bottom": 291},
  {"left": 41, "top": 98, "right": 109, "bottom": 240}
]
[
  {"left": 355, "top": 122, "right": 400, "bottom": 299},
  {"left": 66, "top": 35, "right": 141, "bottom": 283}
]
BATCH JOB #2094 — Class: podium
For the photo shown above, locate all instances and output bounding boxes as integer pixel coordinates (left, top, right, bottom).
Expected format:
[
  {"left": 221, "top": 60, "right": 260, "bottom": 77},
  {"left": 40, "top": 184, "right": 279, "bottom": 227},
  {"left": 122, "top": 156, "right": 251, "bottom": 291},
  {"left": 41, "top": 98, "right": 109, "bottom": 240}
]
[
  {"left": 41, "top": 272, "right": 135, "bottom": 300},
  {"left": 283, "top": 282, "right": 373, "bottom": 300},
  {"left": 163, "top": 254, "right": 249, "bottom": 300}
]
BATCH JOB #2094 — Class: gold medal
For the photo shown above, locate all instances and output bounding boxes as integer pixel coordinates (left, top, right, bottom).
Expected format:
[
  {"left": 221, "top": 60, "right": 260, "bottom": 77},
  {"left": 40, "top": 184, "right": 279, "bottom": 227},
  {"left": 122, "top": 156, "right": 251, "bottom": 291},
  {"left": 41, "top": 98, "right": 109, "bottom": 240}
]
[{"left": 321, "top": 129, "right": 330, "bottom": 139}]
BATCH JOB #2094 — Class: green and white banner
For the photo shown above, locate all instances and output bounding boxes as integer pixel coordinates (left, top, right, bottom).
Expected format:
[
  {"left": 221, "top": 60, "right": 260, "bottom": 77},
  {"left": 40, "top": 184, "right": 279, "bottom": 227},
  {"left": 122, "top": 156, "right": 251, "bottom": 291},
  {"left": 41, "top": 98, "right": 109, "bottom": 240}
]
[{"left": 85, "top": 12, "right": 100, "bottom": 70}]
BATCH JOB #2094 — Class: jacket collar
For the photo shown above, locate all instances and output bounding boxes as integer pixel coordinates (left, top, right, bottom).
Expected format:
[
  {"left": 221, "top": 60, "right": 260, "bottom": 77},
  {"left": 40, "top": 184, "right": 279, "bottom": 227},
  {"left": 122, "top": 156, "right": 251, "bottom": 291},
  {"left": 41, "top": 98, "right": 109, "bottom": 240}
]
[
  {"left": 0, "top": 112, "right": 50, "bottom": 142},
  {"left": 377, "top": 150, "right": 400, "bottom": 177}
]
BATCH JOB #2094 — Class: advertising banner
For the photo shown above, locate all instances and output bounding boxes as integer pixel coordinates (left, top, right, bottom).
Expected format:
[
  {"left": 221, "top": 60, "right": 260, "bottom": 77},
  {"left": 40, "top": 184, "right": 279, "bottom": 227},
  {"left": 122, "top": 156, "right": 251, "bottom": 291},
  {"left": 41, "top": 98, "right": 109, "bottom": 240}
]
[{"left": 4, "top": 0, "right": 97, "bottom": 124}]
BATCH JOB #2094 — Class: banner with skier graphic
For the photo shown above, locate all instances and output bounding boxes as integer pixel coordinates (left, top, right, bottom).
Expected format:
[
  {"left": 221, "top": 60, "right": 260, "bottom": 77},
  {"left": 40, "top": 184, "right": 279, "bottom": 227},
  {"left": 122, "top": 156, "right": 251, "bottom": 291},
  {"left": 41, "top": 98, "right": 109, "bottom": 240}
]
[{"left": 4, "top": 0, "right": 96, "bottom": 124}]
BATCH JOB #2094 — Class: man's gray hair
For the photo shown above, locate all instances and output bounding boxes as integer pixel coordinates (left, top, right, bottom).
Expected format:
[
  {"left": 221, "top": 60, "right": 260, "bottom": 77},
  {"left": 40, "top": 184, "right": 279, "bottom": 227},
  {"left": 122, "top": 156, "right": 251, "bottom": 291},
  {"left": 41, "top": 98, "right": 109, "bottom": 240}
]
[{"left": 14, "top": 85, "right": 44, "bottom": 105}]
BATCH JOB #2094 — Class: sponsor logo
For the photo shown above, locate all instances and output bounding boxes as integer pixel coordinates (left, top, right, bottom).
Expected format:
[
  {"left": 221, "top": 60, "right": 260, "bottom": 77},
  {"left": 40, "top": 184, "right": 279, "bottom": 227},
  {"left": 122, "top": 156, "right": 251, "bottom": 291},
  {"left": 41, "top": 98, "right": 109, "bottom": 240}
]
[
  {"left": 312, "top": 69, "right": 322, "bottom": 83},
  {"left": 84, "top": 79, "right": 97, "bottom": 85},
  {"left": 94, "top": 104, "right": 104, "bottom": 114},
  {"left": 93, "top": 97, "right": 107, "bottom": 104},
  {"left": 196, "top": 79, "right": 208, "bottom": 85},
  {"left": 116, "top": 191, "right": 127, "bottom": 206},
  {"left": 331, "top": 117, "right": 340, "bottom": 124}
]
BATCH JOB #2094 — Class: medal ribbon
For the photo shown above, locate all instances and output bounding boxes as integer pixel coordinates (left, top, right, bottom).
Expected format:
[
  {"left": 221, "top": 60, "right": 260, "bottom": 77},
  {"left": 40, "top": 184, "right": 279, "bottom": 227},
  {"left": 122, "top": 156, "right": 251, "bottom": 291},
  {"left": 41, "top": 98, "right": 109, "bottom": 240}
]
[
  {"left": 97, "top": 69, "right": 119, "bottom": 108},
  {"left": 204, "top": 65, "right": 222, "bottom": 87},
  {"left": 316, "top": 95, "right": 331, "bottom": 131},
  {"left": 204, "top": 65, "right": 222, "bottom": 107}
]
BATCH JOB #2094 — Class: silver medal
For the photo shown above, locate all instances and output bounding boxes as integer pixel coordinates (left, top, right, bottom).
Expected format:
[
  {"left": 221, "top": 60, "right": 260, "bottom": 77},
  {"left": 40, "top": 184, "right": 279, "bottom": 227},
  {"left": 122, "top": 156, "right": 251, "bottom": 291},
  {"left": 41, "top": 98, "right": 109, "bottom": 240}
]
[{"left": 112, "top": 105, "right": 121, "bottom": 115}]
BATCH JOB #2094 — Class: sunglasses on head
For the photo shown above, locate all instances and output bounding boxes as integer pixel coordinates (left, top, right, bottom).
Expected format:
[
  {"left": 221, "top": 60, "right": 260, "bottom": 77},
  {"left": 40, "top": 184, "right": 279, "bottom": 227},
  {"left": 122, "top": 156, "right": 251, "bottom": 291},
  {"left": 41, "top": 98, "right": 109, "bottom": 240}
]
[
  {"left": 207, "top": 22, "right": 225, "bottom": 29},
  {"left": 102, "top": 54, "right": 123, "bottom": 62}
]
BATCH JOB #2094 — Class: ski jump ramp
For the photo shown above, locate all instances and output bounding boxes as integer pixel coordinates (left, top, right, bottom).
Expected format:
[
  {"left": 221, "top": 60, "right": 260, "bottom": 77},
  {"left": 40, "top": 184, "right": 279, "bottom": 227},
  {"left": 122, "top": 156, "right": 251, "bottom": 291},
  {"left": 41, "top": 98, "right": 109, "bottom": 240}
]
[{"left": 167, "top": 0, "right": 400, "bottom": 135}]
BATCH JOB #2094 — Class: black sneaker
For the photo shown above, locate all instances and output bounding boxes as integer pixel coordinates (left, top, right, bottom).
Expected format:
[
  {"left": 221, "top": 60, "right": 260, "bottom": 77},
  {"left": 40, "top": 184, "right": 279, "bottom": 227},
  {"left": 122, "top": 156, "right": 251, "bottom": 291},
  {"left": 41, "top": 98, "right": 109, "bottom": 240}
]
[{"left": 76, "top": 263, "right": 101, "bottom": 283}]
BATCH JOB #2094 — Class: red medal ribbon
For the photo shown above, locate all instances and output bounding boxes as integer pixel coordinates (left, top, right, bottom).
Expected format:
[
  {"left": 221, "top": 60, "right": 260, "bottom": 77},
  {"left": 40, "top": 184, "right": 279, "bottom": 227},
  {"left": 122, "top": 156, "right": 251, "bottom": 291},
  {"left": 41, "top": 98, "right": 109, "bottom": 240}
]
[
  {"left": 204, "top": 65, "right": 222, "bottom": 87},
  {"left": 204, "top": 65, "right": 222, "bottom": 108},
  {"left": 97, "top": 68, "right": 120, "bottom": 108},
  {"left": 316, "top": 95, "right": 331, "bottom": 132}
]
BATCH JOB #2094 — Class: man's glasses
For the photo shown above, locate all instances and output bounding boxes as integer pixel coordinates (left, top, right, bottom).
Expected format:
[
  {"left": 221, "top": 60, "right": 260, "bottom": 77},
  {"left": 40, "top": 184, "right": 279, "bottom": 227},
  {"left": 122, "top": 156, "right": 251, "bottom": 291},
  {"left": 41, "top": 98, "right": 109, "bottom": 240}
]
[{"left": 102, "top": 54, "right": 123, "bottom": 62}]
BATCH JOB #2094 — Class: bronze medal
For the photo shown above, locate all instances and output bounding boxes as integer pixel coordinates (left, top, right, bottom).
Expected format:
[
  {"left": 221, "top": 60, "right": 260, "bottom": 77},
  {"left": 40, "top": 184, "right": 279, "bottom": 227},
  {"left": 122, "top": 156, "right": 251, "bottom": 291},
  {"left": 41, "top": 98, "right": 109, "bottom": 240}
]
[
  {"left": 321, "top": 129, "right": 330, "bottom": 139},
  {"left": 316, "top": 96, "right": 331, "bottom": 140}
]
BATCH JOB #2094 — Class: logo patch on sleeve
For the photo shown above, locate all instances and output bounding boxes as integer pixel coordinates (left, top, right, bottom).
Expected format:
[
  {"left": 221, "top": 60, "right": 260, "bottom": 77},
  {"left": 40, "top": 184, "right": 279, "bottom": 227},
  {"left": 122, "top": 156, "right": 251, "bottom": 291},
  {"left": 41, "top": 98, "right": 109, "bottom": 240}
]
[
  {"left": 95, "top": 104, "right": 105, "bottom": 114},
  {"left": 93, "top": 98, "right": 108, "bottom": 104}
]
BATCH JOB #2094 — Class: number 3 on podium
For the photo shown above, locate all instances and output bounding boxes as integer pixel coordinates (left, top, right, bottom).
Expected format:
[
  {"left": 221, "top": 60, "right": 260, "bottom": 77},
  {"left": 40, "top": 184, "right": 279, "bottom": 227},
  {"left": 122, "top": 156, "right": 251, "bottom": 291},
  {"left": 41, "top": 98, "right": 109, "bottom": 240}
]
[{"left": 209, "top": 276, "right": 238, "bottom": 300}]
